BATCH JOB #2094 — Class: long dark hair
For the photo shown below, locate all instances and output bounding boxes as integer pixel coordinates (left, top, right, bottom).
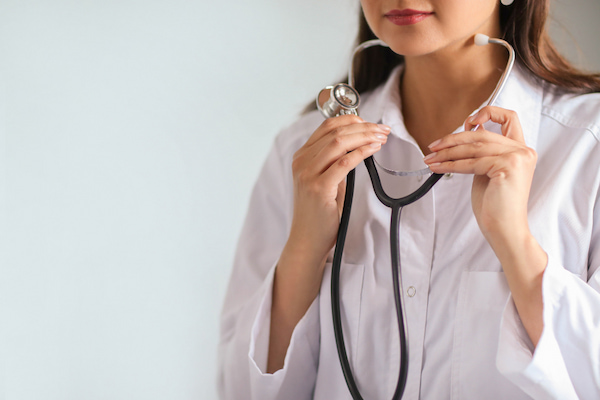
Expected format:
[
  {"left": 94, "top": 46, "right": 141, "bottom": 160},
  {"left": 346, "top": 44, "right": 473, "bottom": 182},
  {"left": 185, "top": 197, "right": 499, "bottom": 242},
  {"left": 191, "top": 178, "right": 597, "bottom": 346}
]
[{"left": 306, "top": 2, "right": 600, "bottom": 113}]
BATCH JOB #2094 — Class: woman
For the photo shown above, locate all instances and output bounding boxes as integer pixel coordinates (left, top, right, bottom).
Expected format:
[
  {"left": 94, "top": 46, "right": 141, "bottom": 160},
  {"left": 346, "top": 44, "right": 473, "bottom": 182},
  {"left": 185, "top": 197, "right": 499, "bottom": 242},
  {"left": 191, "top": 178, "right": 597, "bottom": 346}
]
[{"left": 219, "top": 0, "right": 600, "bottom": 398}]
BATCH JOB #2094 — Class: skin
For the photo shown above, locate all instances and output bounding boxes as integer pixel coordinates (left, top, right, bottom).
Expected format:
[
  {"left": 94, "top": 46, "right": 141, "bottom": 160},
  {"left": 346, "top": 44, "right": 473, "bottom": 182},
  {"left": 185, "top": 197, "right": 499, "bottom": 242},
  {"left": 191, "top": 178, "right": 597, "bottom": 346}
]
[{"left": 267, "top": 0, "right": 548, "bottom": 373}]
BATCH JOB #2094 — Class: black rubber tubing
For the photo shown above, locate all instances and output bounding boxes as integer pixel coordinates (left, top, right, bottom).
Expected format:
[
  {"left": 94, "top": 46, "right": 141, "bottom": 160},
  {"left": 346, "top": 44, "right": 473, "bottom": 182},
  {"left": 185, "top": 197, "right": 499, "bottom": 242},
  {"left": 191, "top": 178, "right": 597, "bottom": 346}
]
[{"left": 331, "top": 156, "right": 443, "bottom": 399}]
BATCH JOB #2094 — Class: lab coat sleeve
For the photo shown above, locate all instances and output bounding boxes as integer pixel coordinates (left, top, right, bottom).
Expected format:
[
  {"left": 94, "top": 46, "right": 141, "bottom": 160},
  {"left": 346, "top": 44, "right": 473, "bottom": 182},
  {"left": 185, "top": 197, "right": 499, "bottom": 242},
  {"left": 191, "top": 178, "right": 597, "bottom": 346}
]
[
  {"left": 496, "top": 213, "right": 600, "bottom": 398},
  {"left": 217, "top": 131, "right": 321, "bottom": 400}
]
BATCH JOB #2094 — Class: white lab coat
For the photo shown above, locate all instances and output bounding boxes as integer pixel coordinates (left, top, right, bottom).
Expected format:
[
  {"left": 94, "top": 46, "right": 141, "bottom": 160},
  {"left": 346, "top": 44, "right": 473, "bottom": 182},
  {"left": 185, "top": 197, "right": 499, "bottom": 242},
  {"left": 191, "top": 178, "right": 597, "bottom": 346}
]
[{"left": 218, "top": 63, "right": 600, "bottom": 399}]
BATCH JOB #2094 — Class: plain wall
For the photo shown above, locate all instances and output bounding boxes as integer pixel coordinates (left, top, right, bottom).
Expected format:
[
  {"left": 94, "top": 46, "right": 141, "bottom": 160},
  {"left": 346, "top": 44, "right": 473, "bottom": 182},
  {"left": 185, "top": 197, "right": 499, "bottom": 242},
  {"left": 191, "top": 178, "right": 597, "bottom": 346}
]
[{"left": 0, "top": 1, "right": 598, "bottom": 399}]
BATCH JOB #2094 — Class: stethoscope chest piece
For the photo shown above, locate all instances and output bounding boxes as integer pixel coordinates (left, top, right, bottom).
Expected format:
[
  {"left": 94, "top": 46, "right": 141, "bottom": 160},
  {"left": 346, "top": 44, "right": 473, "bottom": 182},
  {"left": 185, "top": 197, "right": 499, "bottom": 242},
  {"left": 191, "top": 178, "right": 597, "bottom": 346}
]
[{"left": 317, "top": 83, "right": 361, "bottom": 118}]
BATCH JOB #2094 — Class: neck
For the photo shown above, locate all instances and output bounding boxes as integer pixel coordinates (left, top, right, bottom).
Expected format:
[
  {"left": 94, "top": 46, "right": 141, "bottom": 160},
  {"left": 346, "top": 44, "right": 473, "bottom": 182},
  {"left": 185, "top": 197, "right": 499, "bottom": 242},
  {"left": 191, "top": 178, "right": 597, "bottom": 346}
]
[{"left": 401, "top": 38, "right": 508, "bottom": 154}]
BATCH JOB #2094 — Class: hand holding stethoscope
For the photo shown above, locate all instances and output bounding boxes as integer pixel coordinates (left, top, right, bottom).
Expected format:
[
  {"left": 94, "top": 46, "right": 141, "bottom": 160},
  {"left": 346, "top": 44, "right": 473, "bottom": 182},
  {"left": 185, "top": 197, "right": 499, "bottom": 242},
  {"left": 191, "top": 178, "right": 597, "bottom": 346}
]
[
  {"left": 425, "top": 106, "right": 546, "bottom": 358},
  {"left": 288, "top": 115, "right": 391, "bottom": 265},
  {"left": 269, "top": 114, "right": 391, "bottom": 373},
  {"left": 425, "top": 105, "right": 537, "bottom": 246}
]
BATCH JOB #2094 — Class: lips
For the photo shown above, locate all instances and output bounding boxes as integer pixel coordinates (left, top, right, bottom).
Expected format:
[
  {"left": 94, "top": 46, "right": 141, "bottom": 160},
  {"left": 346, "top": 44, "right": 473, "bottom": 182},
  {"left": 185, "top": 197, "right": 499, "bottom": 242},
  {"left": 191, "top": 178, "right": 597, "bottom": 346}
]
[{"left": 385, "top": 9, "right": 434, "bottom": 25}]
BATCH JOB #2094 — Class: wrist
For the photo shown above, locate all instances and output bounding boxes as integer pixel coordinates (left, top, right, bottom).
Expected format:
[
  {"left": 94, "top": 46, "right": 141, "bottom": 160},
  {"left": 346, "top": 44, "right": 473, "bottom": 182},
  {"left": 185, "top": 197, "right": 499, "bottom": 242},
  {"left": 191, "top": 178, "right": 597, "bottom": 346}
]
[
  {"left": 280, "top": 233, "right": 329, "bottom": 274},
  {"left": 488, "top": 229, "right": 547, "bottom": 290},
  {"left": 481, "top": 216, "right": 532, "bottom": 261},
  {"left": 273, "top": 238, "right": 327, "bottom": 321},
  {"left": 268, "top": 240, "right": 326, "bottom": 374},
  {"left": 489, "top": 231, "right": 547, "bottom": 348},
  {"left": 284, "top": 224, "right": 333, "bottom": 270}
]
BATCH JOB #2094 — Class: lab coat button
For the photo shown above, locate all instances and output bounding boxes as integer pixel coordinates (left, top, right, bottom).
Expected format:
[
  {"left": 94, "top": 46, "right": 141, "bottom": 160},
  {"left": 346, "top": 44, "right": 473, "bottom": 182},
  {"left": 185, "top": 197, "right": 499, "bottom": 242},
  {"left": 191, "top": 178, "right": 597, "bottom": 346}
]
[
  {"left": 444, "top": 173, "right": 453, "bottom": 179},
  {"left": 407, "top": 286, "right": 416, "bottom": 297}
]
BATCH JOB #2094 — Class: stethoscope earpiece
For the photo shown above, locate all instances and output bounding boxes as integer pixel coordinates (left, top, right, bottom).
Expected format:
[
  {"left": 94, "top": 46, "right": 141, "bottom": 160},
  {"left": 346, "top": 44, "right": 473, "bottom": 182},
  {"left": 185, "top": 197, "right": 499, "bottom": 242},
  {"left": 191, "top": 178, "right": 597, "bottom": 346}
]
[{"left": 474, "top": 33, "right": 491, "bottom": 46}]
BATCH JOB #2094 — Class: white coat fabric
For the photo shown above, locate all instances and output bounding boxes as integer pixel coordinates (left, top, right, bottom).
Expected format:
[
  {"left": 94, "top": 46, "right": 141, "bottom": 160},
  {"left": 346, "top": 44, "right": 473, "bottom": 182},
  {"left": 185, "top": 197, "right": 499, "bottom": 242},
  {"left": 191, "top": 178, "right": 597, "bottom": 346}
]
[{"left": 218, "top": 63, "right": 600, "bottom": 400}]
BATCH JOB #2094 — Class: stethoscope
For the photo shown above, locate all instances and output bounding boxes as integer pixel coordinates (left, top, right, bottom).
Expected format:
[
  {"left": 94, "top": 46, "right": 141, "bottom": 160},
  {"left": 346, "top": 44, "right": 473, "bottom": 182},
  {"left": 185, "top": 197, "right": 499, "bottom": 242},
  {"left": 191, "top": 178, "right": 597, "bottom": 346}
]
[{"left": 316, "top": 34, "right": 515, "bottom": 400}]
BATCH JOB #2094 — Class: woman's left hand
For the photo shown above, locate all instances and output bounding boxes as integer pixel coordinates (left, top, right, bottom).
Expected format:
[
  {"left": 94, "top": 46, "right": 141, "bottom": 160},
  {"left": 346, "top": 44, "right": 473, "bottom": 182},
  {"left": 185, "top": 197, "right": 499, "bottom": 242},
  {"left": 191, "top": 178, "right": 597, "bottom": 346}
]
[
  {"left": 423, "top": 106, "right": 547, "bottom": 347},
  {"left": 423, "top": 106, "right": 537, "bottom": 245}
]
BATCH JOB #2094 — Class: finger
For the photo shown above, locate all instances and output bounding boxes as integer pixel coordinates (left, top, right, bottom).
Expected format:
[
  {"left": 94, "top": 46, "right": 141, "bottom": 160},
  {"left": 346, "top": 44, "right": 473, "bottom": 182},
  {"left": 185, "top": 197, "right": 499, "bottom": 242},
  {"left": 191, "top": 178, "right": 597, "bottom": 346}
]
[
  {"left": 315, "top": 121, "right": 391, "bottom": 145},
  {"left": 428, "top": 129, "right": 518, "bottom": 152},
  {"left": 320, "top": 142, "right": 382, "bottom": 188},
  {"left": 297, "top": 121, "right": 390, "bottom": 174},
  {"left": 294, "top": 118, "right": 390, "bottom": 180},
  {"left": 309, "top": 127, "right": 389, "bottom": 173},
  {"left": 306, "top": 115, "right": 362, "bottom": 146},
  {"left": 464, "top": 106, "right": 524, "bottom": 142},
  {"left": 336, "top": 180, "right": 346, "bottom": 215},
  {"left": 427, "top": 156, "right": 501, "bottom": 177},
  {"left": 424, "top": 141, "right": 512, "bottom": 165},
  {"left": 306, "top": 115, "right": 389, "bottom": 147},
  {"left": 428, "top": 148, "right": 536, "bottom": 178}
]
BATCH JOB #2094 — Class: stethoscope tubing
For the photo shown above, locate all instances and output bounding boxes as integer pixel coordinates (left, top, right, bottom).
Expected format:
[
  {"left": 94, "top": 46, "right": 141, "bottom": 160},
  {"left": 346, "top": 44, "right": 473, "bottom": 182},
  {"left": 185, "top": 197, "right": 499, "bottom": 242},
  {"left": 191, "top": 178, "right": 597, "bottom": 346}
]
[{"left": 331, "top": 164, "right": 443, "bottom": 400}]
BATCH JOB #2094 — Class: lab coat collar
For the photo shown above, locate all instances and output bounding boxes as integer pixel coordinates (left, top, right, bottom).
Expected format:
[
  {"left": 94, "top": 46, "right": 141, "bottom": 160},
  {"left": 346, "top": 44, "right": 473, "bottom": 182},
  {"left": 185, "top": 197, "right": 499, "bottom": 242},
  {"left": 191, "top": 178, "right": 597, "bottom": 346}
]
[
  {"left": 491, "top": 62, "right": 544, "bottom": 150},
  {"left": 359, "top": 62, "right": 544, "bottom": 151}
]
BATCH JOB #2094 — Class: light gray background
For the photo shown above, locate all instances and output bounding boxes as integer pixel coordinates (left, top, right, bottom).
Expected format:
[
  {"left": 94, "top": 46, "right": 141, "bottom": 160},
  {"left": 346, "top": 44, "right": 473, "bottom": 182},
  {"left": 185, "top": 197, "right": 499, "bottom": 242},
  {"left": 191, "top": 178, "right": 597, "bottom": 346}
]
[{"left": 0, "top": 1, "right": 598, "bottom": 399}]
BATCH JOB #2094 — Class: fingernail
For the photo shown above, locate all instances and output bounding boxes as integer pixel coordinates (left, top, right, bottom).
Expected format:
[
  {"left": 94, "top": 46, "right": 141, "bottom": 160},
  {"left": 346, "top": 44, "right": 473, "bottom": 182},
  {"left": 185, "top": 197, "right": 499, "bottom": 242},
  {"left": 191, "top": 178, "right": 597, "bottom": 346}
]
[
  {"left": 467, "top": 112, "right": 479, "bottom": 123},
  {"left": 423, "top": 152, "right": 437, "bottom": 162},
  {"left": 370, "top": 142, "right": 382, "bottom": 149},
  {"left": 377, "top": 124, "right": 391, "bottom": 131},
  {"left": 428, "top": 139, "right": 441, "bottom": 149},
  {"left": 375, "top": 134, "right": 387, "bottom": 141}
]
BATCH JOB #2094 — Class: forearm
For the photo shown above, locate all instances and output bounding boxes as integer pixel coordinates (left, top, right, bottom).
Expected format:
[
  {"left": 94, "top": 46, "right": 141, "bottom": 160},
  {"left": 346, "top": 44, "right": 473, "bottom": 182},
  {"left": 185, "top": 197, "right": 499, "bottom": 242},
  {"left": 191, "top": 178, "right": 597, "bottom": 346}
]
[
  {"left": 488, "top": 228, "right": 548, "bottom": 347},
  {"left": 264, "top": 116, "right": 389, "bottom": 373},
  {"left": 267, "top": 239, "right": 326, "bottom": 373}
]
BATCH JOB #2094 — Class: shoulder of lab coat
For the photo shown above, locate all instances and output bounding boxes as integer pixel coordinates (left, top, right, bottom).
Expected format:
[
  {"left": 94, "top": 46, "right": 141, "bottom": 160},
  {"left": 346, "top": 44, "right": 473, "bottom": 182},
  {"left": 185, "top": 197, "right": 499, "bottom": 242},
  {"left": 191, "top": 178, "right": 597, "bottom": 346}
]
[
  {"left": 497, "top": 88, "right": 600, "bottom": 399},
  {"left": 217, "top": 109, "right": 325, "bottom": 400}
]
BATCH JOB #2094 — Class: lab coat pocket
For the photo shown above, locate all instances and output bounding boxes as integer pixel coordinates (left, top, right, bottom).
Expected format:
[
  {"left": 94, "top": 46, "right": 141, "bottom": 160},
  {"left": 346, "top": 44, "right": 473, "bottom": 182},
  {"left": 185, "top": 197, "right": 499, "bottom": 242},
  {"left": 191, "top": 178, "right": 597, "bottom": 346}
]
[
  {"left": 451, "top": 271, "right": 530, "bottom": 400},
  {"left": 319, "top": 262, "right": 365, "bottom": 366}
]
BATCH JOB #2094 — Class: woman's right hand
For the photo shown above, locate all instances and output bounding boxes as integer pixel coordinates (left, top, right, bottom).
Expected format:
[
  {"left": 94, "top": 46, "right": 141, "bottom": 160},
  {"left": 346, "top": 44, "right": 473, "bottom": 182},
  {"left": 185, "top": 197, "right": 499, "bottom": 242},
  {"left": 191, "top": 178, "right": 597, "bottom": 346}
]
[
  {"left": 286, "top": 115, "right": 390, "bottom": 268},
  {"left": 268, "top": 115, "right": 389, "bottom": 373}
]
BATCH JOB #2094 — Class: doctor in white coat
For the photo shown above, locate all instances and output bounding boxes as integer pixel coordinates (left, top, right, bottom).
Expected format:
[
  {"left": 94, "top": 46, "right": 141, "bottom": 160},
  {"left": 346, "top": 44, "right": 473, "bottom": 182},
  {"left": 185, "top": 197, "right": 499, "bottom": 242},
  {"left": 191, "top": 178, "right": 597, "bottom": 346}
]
[{"left": 219, "top": 0, "right": 600, "bottom": 398}]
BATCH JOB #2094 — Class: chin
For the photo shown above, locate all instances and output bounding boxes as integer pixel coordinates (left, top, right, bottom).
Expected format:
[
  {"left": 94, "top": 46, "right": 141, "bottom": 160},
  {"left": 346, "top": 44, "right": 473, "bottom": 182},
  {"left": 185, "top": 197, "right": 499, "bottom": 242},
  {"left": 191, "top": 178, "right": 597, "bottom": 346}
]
[
  {"left": 385, "top": 42, "right": 440, "bottom": 58},
  {"left": 374, "top": 29, "right": 443, "bottom": 57}
]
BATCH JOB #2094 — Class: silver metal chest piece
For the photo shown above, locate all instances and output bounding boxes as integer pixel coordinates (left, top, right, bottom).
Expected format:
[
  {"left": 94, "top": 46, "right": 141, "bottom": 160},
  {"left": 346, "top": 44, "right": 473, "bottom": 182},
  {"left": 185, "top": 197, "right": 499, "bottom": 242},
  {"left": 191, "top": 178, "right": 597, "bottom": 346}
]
[{"left": 317, "top": 83, "right": 360, "bottom": 118}]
